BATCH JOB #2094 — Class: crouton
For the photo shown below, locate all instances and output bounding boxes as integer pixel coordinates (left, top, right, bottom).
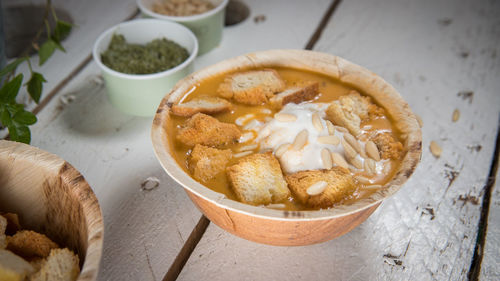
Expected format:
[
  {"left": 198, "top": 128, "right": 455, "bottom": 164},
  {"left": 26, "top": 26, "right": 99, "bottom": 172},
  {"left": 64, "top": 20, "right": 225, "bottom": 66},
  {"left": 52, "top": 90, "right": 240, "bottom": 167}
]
[
  {"left": 189, "top": 144, "right": 232, "bottom": 182},
  {"left": 371, "top": 132, "right": 404, "bottom": 160},
  {"left": 6, "top": 231, "right": 58, "bottom": 259},
  {"left": 0, "top": 216, "right": 6, "bottom": 249},
  {"left": 30, "top": 248, "right": 79, "bottom": 281},
  {"left": 0, "top": 249, "right": 35, "bottom": 281},
  {"left": 270, "top": 82, "right": 319, "bottom": 108},
  {"left": 176, "top": 113, "right": 241, "bottom": 147},
  {"left": 0, "top": 213, "right": 20, "bottom": 236},
  {"left": 285, "top": 167, "right": 357, "bottom": 208},
  {"left": 171, "top": 96, "right": 233, "bottom": 117},
  {"left": 325, "top": 90, "right": 382, "bottom": 136},
  {"left": 227, "top": 153, "right": 290, "bottom": 205},
  {"left": 217, "top": 69, "right": 285, "bottom": 105}
]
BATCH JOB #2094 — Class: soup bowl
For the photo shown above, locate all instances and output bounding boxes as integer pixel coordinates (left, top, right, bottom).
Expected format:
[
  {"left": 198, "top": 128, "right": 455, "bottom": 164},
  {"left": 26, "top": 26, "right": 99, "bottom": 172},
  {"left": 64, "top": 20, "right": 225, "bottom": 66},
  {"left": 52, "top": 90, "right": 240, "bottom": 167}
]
[
  {"left": 151, "top": 49, "right": 422, "bottom": 246},
  {"left": 0, "top": 140, "right": 103, "bottom": 280}
]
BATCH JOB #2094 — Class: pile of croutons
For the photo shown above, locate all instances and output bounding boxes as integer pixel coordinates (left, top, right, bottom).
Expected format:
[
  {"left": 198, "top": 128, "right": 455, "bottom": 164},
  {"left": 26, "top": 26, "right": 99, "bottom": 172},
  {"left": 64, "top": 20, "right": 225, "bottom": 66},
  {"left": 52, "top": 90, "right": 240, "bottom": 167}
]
[{"left": 0, "top": 213, "right": 80, "bottom": 281}]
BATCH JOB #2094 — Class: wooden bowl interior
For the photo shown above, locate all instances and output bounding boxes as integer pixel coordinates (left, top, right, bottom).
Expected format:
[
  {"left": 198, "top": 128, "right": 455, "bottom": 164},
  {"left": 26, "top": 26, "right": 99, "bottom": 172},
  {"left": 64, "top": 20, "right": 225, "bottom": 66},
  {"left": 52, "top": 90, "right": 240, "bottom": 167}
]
[{"left": 0, "top": 140, "right": 103, "bottom": 281}]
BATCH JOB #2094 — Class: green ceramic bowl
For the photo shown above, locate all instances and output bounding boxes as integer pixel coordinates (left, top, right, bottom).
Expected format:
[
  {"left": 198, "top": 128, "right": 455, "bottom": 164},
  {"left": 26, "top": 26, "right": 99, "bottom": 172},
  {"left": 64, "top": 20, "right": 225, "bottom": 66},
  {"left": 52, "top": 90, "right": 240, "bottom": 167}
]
[
  {"left": 92, "top": 19, "right": 198, "bottom": 117},
  {"left": 137, "top": 0, "right": 228, "bottom": 55}
]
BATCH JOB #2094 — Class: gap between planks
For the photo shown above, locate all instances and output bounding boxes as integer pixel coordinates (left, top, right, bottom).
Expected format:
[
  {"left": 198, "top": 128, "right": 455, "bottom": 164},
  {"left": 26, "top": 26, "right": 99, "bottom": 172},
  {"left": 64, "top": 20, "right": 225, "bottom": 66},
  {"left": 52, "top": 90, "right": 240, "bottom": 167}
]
[
  {"left": 162, "top": 0, "right": 344, "bottom": 280},
  {"left": 468, "top": 115, "right": 500, "bottom": 281}
]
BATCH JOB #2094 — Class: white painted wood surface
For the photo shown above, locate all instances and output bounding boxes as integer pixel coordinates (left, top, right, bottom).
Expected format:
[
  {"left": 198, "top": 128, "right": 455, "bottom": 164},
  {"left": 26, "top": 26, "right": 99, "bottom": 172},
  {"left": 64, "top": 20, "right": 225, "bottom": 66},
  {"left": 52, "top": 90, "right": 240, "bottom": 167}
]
[
  {"left": 481, "top": 167, "right": 500, "bottom": 280},
  {"left": 178, "top": 0, "right": 500, "bottom": 280},
  {"left": 19, "top": 0, "right": 332, "bottom": 280}
]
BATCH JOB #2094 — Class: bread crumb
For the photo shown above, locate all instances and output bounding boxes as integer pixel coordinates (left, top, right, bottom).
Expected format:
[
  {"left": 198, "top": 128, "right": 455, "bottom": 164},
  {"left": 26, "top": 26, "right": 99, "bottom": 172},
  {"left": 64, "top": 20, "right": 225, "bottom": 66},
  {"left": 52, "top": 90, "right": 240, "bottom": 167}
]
[
  {"left": 6, "top": 231, "right": 58, "bottom": 259},
  {"left": 189, "top": 145, "right": 232, "bottom": 182},
  {"left": 371, "top": 132, "right": 404, "bottom": 160},
  {"left": 176, "top": 113, "right": 241, "bottom": 147}
]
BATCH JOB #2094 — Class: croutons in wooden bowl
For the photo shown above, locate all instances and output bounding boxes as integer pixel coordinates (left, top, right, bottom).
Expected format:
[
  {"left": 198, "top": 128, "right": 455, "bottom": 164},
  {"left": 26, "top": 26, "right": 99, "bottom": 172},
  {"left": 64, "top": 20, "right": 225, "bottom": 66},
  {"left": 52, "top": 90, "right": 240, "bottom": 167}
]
[
  {"left": 0, "top": 140, "right": 103, "bottom": 280},
  {"left": 151, "top": 49, "right": 422, "bottom": 246}
]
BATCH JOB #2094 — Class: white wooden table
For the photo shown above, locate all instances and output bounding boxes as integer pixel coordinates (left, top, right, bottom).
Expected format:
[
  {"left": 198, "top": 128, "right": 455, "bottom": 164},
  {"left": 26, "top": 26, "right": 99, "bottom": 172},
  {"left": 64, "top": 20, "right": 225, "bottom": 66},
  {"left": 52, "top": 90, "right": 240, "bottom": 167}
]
[{"left": 3, "top": 0, "right": 499, "bottom": 280}]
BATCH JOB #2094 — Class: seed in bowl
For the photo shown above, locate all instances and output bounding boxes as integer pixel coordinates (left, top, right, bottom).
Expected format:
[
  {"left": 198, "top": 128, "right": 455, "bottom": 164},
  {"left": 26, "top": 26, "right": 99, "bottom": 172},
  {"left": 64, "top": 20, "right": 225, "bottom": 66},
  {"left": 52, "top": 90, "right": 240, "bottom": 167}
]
[
  {"left": 166, "top": 67, "right": 405, "bottom": 210},
  {"left": 153, "top": 0, "right": 216, "bottom": 17},
  {"left": 100, "top": 33, "right": 189, "bottom": 74}
]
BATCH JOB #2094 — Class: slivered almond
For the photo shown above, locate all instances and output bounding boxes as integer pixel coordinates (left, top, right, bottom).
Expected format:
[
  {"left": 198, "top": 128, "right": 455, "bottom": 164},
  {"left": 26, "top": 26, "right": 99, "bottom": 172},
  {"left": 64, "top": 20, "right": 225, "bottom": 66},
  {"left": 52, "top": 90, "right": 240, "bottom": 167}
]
[
  {"left": 312, "top": 113, "right": 323, "bottom": 132},
  {"left": 342, "top": 139, "right": 357, "bottom": 160},
  {"left": 317, "top": 135, "right": 340, "bottom": 145},
  {"left": 233, "top": 151, "right": 252, "bottom": 158},
  {"left": 292, "top": 129, "right": 308, "bottom": 150},
  {"left": 363, "top": 185, "right": 383, "bottom": 190},
  {"left": 321, "top": 148, "right": 333, "bottom": 169},
  {"left": 349, "top": 157, "right": 363, "bottom": 169},
  {"left": 326, "top": 120, "right": 335, "bottom": 135},
  {"left": 331, "top": 152, "right": 349, "bottom": 169},
  {"left": 343, "top": 133, "right": 363, "bottom": 154},
  {"left": 364, "top": 158, "right": 376, "bottom": 175},
  {"left": 365, "top": 141, "right": 381, "bottom": 161},
  {"left": 306, "top": 181, "right": 328, "bottom": 196},
  {"left": 239, "top": 144, "right": 258, "bottom": 152},
  {"left": 275, "top": 143, "right": 291, "bottom": 158},
  {"left": 335, "top": 126, "right": 348, "bottom": 133},
  {"left": 430, "top": 141, "right": 442, "bottom": 158},
  {"left": 356, "top": 176, "right": 371, "bottom": 184},
  {"left": 274, "top": 113, "right": 297, "bottom": 122}
]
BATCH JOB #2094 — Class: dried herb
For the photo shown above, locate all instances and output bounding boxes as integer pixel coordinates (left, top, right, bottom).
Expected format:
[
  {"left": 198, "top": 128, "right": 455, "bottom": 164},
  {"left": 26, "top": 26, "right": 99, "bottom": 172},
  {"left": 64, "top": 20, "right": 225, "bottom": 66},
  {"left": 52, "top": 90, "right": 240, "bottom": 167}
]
[{"left": 101, "top": 34, "right": 189, "bottom": 75}]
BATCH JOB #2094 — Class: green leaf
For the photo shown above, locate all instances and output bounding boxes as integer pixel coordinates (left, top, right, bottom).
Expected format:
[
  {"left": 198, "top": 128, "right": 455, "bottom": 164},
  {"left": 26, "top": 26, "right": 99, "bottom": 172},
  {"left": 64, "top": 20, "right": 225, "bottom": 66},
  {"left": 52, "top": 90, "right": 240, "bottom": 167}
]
[
  {"left": 13, "top": 110, "right": 37, "bottom": 125},
  {"left": 0, "top": 74, "right": 24, "bottom": 102},
  {"left": 0, "top": 57, "right": 27, "bottom": 77},
  {"left": 8, "top": 125, "right": 31, "bottom": 144},
  {"left": 27, "top": 72, "right": 46, "bottom": 103},
  {"left": 39, "top": 40, "right": 58, "bottom": 66},
  {"left": 0, "top": 107, "right": 12, "bottom": 127},
  {"left": 52, "top": 20, "right": 72, "bottom": 42}
]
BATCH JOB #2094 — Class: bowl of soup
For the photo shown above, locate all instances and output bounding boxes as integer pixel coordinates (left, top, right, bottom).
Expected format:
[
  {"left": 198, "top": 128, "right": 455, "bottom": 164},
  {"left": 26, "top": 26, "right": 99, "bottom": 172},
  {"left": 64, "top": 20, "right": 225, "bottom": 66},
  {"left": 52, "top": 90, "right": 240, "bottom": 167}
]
[{"left": 151, "top": 49, "right": 421, "bottom": 245}]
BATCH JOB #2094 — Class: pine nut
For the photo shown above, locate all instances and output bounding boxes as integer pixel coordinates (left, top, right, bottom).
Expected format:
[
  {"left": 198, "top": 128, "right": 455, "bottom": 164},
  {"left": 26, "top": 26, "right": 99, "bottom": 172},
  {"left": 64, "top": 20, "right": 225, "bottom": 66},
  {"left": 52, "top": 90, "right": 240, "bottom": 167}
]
[
  {"left": 364, "top": 158, "right": 376, "bottom": 175},
  {"left": 321, "top": 148, "right": 333, "bottom": 169},
  {"left": 430, "top": 141, "right": 442, "bottom": 158},
  {"left": 342, "top": 139, "right": 357, "bottom": 160},
  {"left": 326, "top": 120, "right": 335, "bottom": 135},
  {"left": 363, "top": 185, "right": 383, "bottom": 190},
  {"left": 452, "top": 109, "right": 460, "bottom": 122},
  {"left": 356, "top": 176, "right": 371, "bottom": 184},
  {"left": 343, "top": 133, "right": 363, "bottom": 154},
  {"left": 292, "top": 129, "right": 308, "bottom": 150},
  {"left": 365, "top": 141, "right": 381, "bottom": 161},
  {"left": 349, "top": 157, "right": 363, "bottom": 169},
  {"left": 306, "top": 181, "right": 328, "bottom": 196},
  {"left": 274, "top": 113, "right": 297, "bottom": 122},
  {"left": 239, "top": 144, "right": 258, "bottom": 152},
  {"left": 275, "top": 143, "right": 291, "bottom": 158},
  {"left": 331, "top": 152, "right": 349, "bottom": 169},
  {"left": 233, "top": 151, "right": 252, "bottom": 158},
  {"left": 317, "top": 135, "right": 340, "bottom": 145},
  {"left": 335, "top": 126, "right": 348, "bottom": 133},
  {"left": 312, "top": 113, "right": 323, "bottom": 132}
]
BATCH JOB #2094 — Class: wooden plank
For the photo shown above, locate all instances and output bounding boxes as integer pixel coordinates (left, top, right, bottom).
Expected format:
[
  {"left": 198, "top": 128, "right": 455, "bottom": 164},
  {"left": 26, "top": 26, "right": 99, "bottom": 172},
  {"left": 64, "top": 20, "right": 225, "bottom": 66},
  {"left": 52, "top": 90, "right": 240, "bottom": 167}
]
[
  {"left": 480, "top": 146, "right": 500, "bottom": 280},
  {"left": 178, "top": 0, "right": 500, "bottom": 280},
  {"left": 25, "top": 0, "right": 333, "bottom": 280}
]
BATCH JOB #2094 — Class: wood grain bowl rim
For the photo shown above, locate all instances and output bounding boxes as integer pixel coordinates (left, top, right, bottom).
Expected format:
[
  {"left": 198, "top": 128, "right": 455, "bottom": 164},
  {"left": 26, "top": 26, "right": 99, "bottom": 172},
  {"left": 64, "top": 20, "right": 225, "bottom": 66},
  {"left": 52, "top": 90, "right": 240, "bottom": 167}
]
[
  {"left": 151, "top": 49, "right": 422, "bottom": 221},
  {"left": 0, "top": 140, "right": 104, "bottom": 281}
]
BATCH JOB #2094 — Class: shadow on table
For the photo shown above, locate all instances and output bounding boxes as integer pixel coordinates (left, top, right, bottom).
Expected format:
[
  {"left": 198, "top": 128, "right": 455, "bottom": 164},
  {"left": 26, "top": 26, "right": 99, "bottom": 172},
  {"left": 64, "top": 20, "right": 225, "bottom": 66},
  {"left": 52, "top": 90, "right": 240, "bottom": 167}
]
[{"left": 51, "top": 74, "right": 151, "bottom": 139}]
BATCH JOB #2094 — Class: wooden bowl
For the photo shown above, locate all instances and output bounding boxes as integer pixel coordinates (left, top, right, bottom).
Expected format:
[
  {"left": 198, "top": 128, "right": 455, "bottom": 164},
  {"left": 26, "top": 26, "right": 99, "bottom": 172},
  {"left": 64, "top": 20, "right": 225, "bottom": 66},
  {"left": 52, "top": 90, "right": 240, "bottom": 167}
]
[
  {"left": 0, "top": 140, "right": 103, "bottom": 280},
  {"left": 151, "top": 49, "right": 422, "bottom": 246}
]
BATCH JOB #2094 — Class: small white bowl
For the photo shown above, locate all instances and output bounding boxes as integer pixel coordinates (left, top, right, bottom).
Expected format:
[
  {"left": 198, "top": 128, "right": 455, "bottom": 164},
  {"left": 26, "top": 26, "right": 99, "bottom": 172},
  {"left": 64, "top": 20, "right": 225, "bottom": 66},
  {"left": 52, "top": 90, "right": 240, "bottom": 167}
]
[
  {"left": 137, "top": 0, "right": 228, "bottom": 55},
  {"left": 93, "top": 19, "right": 198, "bottom": 117}
]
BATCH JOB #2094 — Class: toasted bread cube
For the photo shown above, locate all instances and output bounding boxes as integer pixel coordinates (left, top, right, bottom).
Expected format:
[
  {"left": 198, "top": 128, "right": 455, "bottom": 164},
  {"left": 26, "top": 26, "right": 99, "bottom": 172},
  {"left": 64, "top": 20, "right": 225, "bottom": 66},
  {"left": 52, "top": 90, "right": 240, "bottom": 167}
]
[
  {"left": 0, "top": 213, "right": 21, "bottom": 236},
  {"left": 30, "top": 248, "right": 79, "bottom": 281},
  {"left": 227, "top": 153, "right": 290, "bottom": 205},
  {"left": 0, "top": 216, "right": 6, "bottom": 249},
  {"left": 177, "top": 113, "right": 241, "bottom": 147},
  {"left": 285, "top": 167, "right": 357, "bottom": 208},
  {"left": 326, "top": 90, "right": 381, "bottom": 136},
  {"left": 371, "top": 132, "right": 404, "bottom": 160},
  {"left": 217, "top": 69, "right": 285, "bottom": 105},
  {"left": 171, "top": 96, "right": 233, "bottom": 117},
  {"left": 270, "top": 82, "right": 319, "bottom": 108},
  {"left": 189, "top": 144, "right": 232, "bottom": 182},
  {"left": 6, "top": 231, "right": 58, "bottom": 259},
  {"left": 0, "top": 249, "right": 35, "bottom": 281}
]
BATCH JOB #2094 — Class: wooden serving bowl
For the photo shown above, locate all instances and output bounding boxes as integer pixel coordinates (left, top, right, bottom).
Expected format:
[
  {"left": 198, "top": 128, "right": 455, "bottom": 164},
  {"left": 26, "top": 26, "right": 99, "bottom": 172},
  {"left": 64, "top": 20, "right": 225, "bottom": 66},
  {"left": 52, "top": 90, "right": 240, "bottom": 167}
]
[
  {"left": 151, "top": 49, "right": 422, "bottom": 246},
  {"left": 0, "top": 140, "right": 103, "bottom": 280}
]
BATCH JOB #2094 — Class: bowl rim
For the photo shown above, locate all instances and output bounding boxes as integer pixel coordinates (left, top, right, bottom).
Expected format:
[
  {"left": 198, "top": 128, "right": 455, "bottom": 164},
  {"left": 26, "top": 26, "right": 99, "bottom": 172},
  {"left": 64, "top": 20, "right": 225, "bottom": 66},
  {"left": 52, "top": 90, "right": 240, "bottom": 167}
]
[
  {"left": 151, "top": 49, "right": 422, "bottom": 221},
  {"left": 0, "top": 140, "right": 104, "bottom": 281},
  {"left": 92, "top": 18, "right": 198, "bottom": 80},
  {"left": 137, "top": 0, "right": 229, "bottom": 22}
]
